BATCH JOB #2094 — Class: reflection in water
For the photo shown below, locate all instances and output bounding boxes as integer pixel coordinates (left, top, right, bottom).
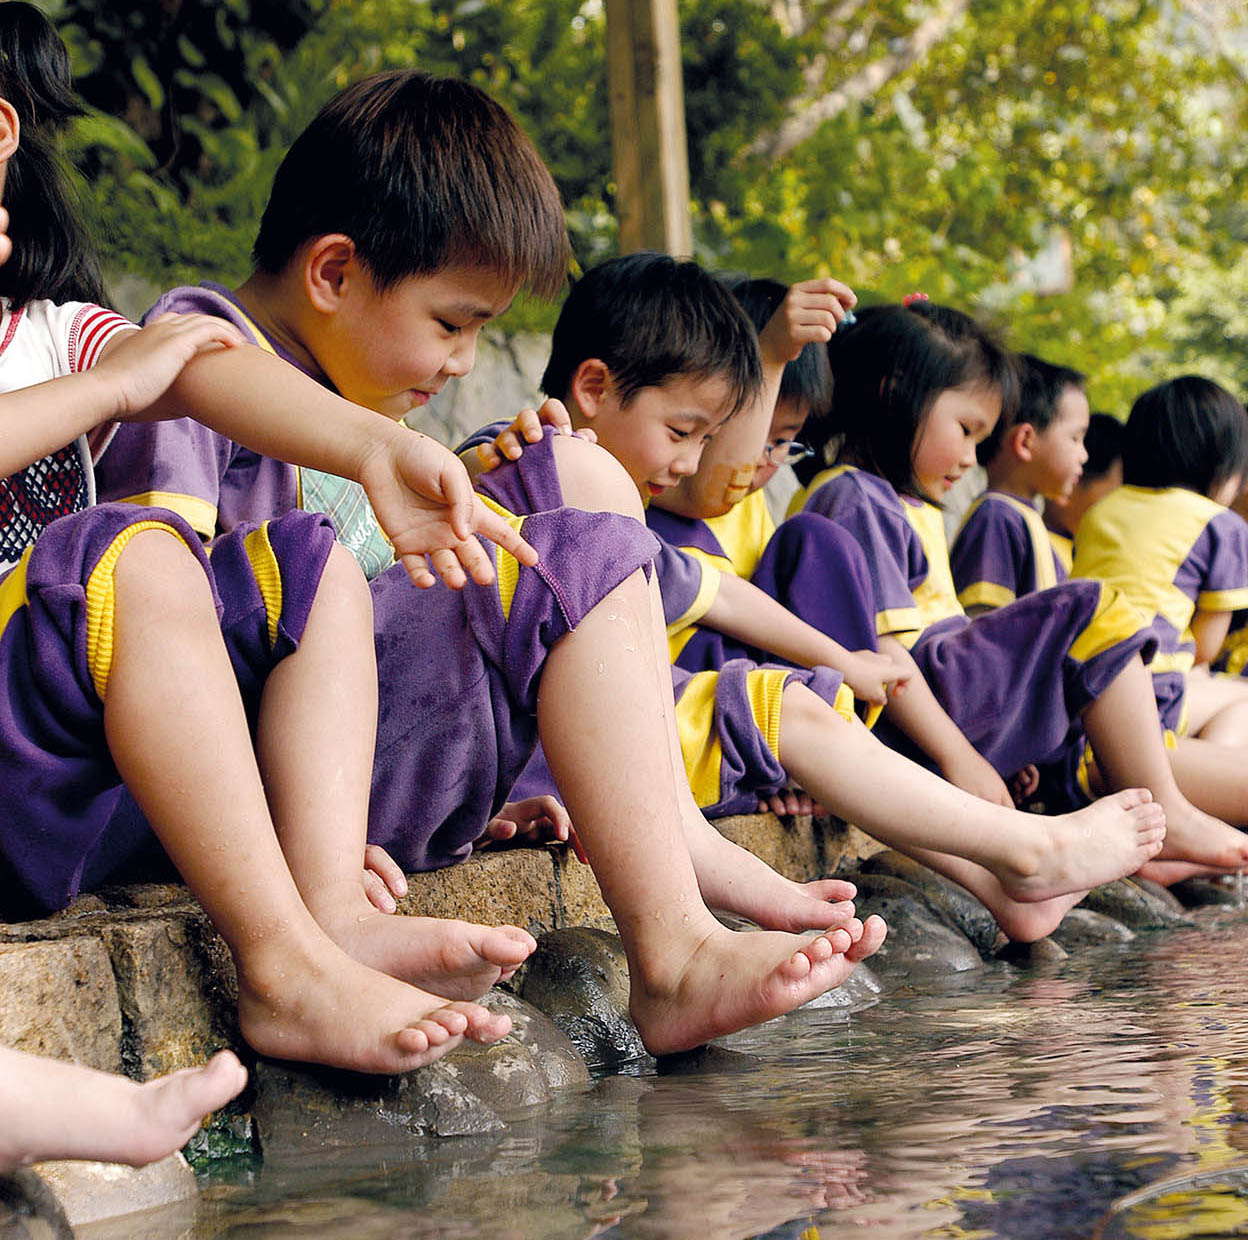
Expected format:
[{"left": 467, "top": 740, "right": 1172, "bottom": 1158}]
[{"left": 199, "top": 915, "right": 1248, "bottom": 1239}]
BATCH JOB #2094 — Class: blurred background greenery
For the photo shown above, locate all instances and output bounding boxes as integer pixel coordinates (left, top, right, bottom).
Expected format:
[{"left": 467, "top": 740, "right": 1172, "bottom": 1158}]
[{"left": 36, "top": 0, "right": 1248, "bottom": 412}]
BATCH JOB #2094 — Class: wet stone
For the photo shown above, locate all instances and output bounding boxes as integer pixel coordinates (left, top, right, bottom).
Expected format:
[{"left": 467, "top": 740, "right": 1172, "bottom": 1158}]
[
  {"left": 249, "top": 1057, "right": 505, "bottom": 1155},
  {"left": 1081, "top": 878, "right": 1196, "bottom": 930},
  {"left": 0, "top": 1169, "right": 72, "bottom": 1240},
  {"left": 994, "top": 936, "right": 1068, "bottom": 966},
  {"left": 1169, "top": 876, "right": 1247, "bottom": 910},
  {"left": 1051, "top": 908, "right": 1136, "bottom": 951},
  {"left": 31, "top": 1153, "right": 196, "bottom": 1230},
  {"left": 517, "top": 927, "right": 649, "bottom": 1069},
  {"left": 846, "top": 874, "right": 983, "bottom": 977},
  {"left": 801, "top": 961, "right": 884, "bottom": 1013},
  {"left": 858, "top": 851, "right": 1001, "bottom": 956}
]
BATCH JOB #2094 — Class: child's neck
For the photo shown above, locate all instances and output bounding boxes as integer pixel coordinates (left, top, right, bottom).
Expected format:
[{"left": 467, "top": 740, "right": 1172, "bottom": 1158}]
[
  {"left": 234, "top": 271, "right": 329, "bottom": 388},
  {"left": 985, "top": 455, "right": 1042, "bottom": 506}
]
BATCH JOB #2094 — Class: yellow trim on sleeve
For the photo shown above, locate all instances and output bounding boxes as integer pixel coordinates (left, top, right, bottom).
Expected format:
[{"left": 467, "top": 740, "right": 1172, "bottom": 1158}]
[
  {"left": 242, "top": 522, "right": 283, "bottom": 650},
  {"left": 0, "top": 548, "right": 34, "bottom": 634},
  {"left": 665, "top": 561, "right": 722, "bottom": 639},
  {"left": 112, "top": 490, "right": 217, "bottom": 539},
  {"left": 674, "top": 672, "right": 725, "bottom": 807},
  {"left": 956, "top": 580, "right": 1016, "bottom": 612},
  {"left": 1147, "top": 649, "right": 1196, "bottom": 676},
  {"left": 876, "top": 605, "right": 922, "bottom": 646},
  {"left": 1219, "top": 630, "right": 1248, "bottom": 678},
  {"left": 667, "top": 623, "right": 697, "bottom": 663},
  {"left": 477, "top": 493, "right": 528, "bottom": 622},
  {"left": 1198, "top": 587, "right": 1248, "bottom": 614},
  {"left": 85, "top": 520, "right": 192, "bottom": 700}
]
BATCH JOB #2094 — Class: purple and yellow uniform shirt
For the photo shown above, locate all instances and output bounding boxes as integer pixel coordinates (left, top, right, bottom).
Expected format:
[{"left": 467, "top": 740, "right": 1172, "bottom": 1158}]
[
  {"left": 1075, "top": 485, "right": 1248, "bottom": 734},
  {"left": 951, "top": 490, "right": 1068, "bottom": 612}
]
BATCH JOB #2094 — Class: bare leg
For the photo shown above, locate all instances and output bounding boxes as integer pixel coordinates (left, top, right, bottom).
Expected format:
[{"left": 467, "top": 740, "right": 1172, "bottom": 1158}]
[
  {"left": 1184, "top": 669, "right": 1248, "bottom": 748},
  {"left": 0, "top": 1046, "right": 247, "bottom": 1170},
  {"left": 774, "top": 683, "right": 1165, "bottom": 937},
  {"left": 253, "top": 544, "right": 536, "bottom": 999},
  {"left": 544, "top": 439, "right": 885, "bottom": 1054},
  {"left": 104, "top": 531, "right": 507, "bottom": 1072},
  {"left": 1082, "top": 657, "right": 1248, "bottom": 867}
]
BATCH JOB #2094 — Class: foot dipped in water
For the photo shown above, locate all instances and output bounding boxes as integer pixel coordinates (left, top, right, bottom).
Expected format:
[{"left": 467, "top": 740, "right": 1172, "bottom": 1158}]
[
  {"left": 988, "top": 788, "right": 1166, "bottom": 904},
  {"left": 1153, "top": 797, "right": 1248, "bottom": 871},
  {"left": 629, "top": 915, "right": 887, "bottom": 1057},
  {"left": 0, "top": 1046, "right": 247, "bottom": 1170},
  {"left": 306, "top": 878, "right": 537, "bottom": 1000},
  {"left": 235, "top": 928, "right": 512, "bottom": 1074}
]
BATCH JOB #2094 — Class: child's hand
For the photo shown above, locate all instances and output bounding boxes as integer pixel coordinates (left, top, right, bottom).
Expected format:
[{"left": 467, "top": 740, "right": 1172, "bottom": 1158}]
[
  {"left": 757, "top": 787, "right": 826, "bottom": 817},
  {"left": 474, "top": 398, "right": 597, "bottom": 473},
  {"left": 840, "top": 649, "right": 910, "bottom": 706},
  {"left": 360, "top": 429, "right": 539, "bottom": 590},
  {"left": 476, "top": 796, "right": 575, "bottom": 847},
  {"left": 1009, "top": 764, "right": 1041, "bottom": 805},
  {"left": 941, "top": 749, "right": 1014, "bottom": 808},
  {"left": 757, "top": 277, "right": 857, "bottom": 367},
  {"left": 98, "top": 313, "right": 245, "bottom": 420},
  {"left": 362, "top": 843, "right": 408, "bottom": 914},
  {"left": 0, "top": 205, "right": 11, "bottom": 268}
]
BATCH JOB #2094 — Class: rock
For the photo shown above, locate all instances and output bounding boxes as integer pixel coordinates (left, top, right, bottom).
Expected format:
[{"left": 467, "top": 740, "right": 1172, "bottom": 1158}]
[
  {"left": 0, "top": 1169, "right": 72, "bottom": 1239},
  {"left": 714, "top": 813, "right": 821, "bottom": 882},
  {"left": 845, "top": 874, "right": 983, "bottom": 976},
  {"left": 801, "top": 962, "right": 884, "bottom": 1012},
  {"left": 398, "top": 851, "right": 559, "bottom": 939},
  {"left": 1130, "top": 876, "right": 1188, "bottom": 914},
  {"left": 1169, "top": 876, "right": 1248, "bottom": 910},
  {"left": 1050, "top": 908, "right": 1136, "bottom": 951},
  {"left": 250, "top": 1058, "right": 505, "bottom": 1154},
  {"left": 32, "top": 1153, "right": 196, "bottom": 1229},
  {"left": 994, "top": 936, "right": 1068, "bottom": 966},
  {"left": 0, "top": 939, "right": 122, "bottom": 1072},
  {"left": 517, "top": 927, "right": 648, "bottom": 1068},
  {"left": 552, "top": 850, "right": 616, "bottom": 933},
  {"left": 858, "top": 851, "right": 1001, "bottom": 956},
  {"left": 1081, "top": 878, "right": 1196, "bottom": 930},
  {"left": 436, "top": 991, "right": 589, "bottom": 1113}
]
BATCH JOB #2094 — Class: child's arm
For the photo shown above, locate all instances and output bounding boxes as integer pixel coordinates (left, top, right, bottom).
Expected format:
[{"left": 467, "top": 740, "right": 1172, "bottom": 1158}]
[
  {"left": 122, "top": 335, "right": 538, "bottom": 589},
  {"left": 703, "top": 571, "right": 908, "bottom": 704},
  {"left": 876, "top": 635, "right": 1015, "bottom": 806},
  {"left": 0, "top": 314, "right": 242, "bottom": 478},
  {"left": 1192, "top": 608, "right": 1234, "bottom": 666}
]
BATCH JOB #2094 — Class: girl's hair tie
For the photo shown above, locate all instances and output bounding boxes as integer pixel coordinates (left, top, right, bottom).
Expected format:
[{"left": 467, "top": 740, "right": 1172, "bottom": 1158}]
[{"left": 902, "top": 291, "right": 930, "bottom": 307}]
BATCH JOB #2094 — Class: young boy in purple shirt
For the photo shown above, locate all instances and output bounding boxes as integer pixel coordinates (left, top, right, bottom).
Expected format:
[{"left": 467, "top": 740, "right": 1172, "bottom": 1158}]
[{"left": 88, "top": 69, "right": 887, "bottom": 1054}]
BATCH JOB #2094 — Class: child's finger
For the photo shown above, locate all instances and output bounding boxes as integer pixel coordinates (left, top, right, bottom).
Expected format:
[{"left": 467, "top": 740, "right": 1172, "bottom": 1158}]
[
  {"left": 428, "top": 545, "right": 471, "bottom": 590},
  {"left": 475, "top": 442, "right": 502, "bottom": 472},
  {"left": 495, "top": 430, "right": 525, "bottom": 460},
  {"left": 399, "top": 552, "right": 438, "bottom": 590},
  {"left": 364, "top": 843, "right": 408, "bottom": 898},
  {"left": 472, "top": 502, "right": 540, "bottom": 567},
  {"left": 362, "top": 868, "right": 397, "bottom": 914},
  {"left": 536, "top": 398, "right": 574, "bottom": 436}
]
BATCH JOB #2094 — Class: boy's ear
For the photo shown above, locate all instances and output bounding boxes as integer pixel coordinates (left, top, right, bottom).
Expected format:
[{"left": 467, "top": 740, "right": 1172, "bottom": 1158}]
[
  {"left": 303, "top": 235, "right": 358, "bottom": 313},
  {"left": 569, "top": 358, "right": 611, "bottom": 420},
  {"left": 1009, "top": 422, "right": 1035, "bottom": 463},
  {"left": 0, "top": 98, "right": 20, "bottom": 170}
]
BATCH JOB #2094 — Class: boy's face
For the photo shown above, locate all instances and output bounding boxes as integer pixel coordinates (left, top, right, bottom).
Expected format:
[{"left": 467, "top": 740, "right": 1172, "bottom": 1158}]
[
  {"left": 311, "top": 262, "right": 517, "bottom": 420},
  {"left": 912, "top": 383, "right": 1000, "bottom": 497},
  {"left": 1028, "top": 384, "right": 1090, "bottom": 503},
  {"left": 751, "top": 397, "right": 811, "bottom": 494},
  {"left": 581, "top": 372, "right": 736, "bottom": 503}
]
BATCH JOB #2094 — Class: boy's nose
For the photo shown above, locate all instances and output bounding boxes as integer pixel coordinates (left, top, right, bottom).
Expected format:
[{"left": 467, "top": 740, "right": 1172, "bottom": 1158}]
[{"left": 442, "top": 336, "right": 478, "bottom": 378}]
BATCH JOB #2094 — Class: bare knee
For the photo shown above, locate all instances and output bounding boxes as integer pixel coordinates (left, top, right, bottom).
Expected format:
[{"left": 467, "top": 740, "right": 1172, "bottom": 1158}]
[
  {"left": 311, "top": 541, "right": 373, "bottom": 625},
  {"left": 551, "top": 434, "right": 645, "bottom": 520},
  {"left": 113, "top": 528, "right": 213, "bottom": 613}
]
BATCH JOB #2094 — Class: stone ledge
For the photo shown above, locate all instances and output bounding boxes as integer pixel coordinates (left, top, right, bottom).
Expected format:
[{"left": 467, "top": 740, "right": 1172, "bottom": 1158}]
[{"left": 0, "top": 814, "right": 873, "bottom": 1083}]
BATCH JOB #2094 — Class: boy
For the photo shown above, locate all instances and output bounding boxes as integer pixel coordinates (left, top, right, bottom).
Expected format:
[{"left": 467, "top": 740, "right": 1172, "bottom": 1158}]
[
  {"left": 89, "top": 70, "right": 888, "bottom": 1053},
  {"left": 1044, "top": 412, "right": 1124, "bottom": 572},
  {"left": 950, "top": 354, "right": 1090, "bottom": 613},
  {"left": 469, "top": 254, "right": 1166, "bottom": 943}
]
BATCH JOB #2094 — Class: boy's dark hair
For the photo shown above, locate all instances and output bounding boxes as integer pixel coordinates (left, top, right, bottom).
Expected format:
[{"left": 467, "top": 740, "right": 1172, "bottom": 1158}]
[
  {"left": 540, "top": 252, "right": 762, "bottom": 419},
  {"left": 253, "top": 70, "right": 570, "bottom": 299},
  {"left": 723, "top": 274, "right": 833, "bottom": 419},
  {"left": 977, "top": 352, "right": 1085, "bottom": 464},
  {"left": 815, "top": 300, "right": 1018, "bottom": 500},
  {"left": 1122, "top": 375, "right": 1248, "bottom": 496},
  {"left": 0, "top": 1, "right": 108, "bottom": 307},
  {"left": 1082, "top": 412, "right": 1123, "bottom": 482}
]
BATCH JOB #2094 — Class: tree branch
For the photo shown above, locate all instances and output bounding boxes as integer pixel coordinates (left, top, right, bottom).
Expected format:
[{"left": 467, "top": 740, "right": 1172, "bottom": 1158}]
[{"left": 746, "top": 0, "right": 970, "bottom": 164}]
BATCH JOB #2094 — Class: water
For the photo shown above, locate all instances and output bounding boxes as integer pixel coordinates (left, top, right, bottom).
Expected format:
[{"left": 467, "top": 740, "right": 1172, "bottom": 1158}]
[{"left": 193, "top": 913, "right": 1248, "bottom": 1239}]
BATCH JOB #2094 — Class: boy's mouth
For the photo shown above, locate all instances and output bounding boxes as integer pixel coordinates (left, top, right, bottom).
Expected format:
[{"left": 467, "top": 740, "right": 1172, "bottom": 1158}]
[{"left": 646, "top": 482, "right": 667, "bottom": 497}]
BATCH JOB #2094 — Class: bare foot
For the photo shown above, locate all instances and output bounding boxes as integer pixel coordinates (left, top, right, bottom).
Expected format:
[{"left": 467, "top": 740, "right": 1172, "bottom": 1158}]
[
  {"left": 992, "top": 788, "right": 1166, "bottom": 903},
  {"left": 0, "top": 1047, "right": 247, "bottom": 1170},
  {"left": 630, "top": 915, "right": 887, "bottom": 1056},
  {"left": 307, "top": 883, "right": 537, "bottom": 999},
  {"left": 1155, "top": 798, "right": 1248, "bottom": 870},
  {"left": 1136, "top": 858, "right": 1235, "bottom": 886},
  {"left": 236, "top": 935, "right": 512, "bottom": 1074},
  {"left": 684, "top": 825, "right": 859, "bottom": 930}
]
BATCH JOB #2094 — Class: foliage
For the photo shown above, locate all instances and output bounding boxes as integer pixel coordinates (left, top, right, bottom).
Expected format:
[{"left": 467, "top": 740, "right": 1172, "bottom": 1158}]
[{"left": 26, "top": 0, "right": 1248, "bottom": 395}]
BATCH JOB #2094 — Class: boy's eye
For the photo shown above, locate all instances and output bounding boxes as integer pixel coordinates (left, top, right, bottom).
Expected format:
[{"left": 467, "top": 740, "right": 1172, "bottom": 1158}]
[
  {"left": 437, "top": 319, "right": 461, "bottom": 334},
  {"left": 669, "top": 426, "right": 690, "bottom": 440}
]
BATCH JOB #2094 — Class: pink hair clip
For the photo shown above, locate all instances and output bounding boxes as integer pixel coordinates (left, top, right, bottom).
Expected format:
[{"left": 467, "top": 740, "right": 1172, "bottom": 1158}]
[{"left": 902, "top": 291, "right": 930, "bottom": 306}]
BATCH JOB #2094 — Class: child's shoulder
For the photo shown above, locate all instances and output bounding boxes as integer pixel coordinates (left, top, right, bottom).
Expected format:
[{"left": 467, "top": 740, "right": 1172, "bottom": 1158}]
[
  {"left": 799, "top": 464, "right": 900, "bottom": 514},
  {"left": 145, "top": 283, "right": 261, "bottom": 345}
]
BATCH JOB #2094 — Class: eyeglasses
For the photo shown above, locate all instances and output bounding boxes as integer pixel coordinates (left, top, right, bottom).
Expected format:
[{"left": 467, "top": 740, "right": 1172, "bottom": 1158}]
[{"left": 764, "top": 440, "right": 815, "bottom": 466}]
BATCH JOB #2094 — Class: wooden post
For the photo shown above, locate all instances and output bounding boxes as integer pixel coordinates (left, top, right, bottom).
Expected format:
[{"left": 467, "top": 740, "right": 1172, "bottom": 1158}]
[{"left": 605, "top": 0, "right": 693, "bottom": 257}]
